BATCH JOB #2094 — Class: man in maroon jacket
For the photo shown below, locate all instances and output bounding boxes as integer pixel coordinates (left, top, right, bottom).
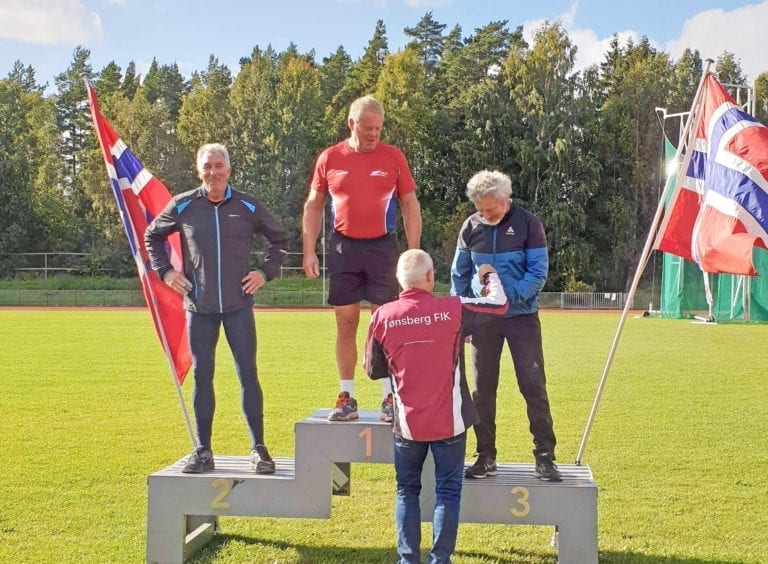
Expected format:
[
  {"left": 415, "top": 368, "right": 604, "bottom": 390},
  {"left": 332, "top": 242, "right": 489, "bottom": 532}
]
[{"left": 365, "top": 249, "right": 507, "bottom": 563}]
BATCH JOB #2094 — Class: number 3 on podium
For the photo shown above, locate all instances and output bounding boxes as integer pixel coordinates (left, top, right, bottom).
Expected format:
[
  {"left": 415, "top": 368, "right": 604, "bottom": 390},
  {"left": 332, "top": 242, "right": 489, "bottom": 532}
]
[{"left": 510, "top": 486, "right": 530, "bottom": 517}]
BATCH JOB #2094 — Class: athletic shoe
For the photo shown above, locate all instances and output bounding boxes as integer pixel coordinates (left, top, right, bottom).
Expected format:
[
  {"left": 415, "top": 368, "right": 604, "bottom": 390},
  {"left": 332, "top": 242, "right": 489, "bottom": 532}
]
[
  {"left": 327, "top": 391, "right": 359, "bottom": 421},
  {"left": 464, "top": 452, "right": 497, "bottom": 479},
  {"left": 182, "top": 447, "right": 214, "bottom": 473},
  {"left": 534, "top": 452, "right": 562, "bottom": 481},
  {"left": 380, "top": 393, "right": 394, "bottom": 422},
  {"left": 250, "top": 444, "right": 276, "bottom": 474}
]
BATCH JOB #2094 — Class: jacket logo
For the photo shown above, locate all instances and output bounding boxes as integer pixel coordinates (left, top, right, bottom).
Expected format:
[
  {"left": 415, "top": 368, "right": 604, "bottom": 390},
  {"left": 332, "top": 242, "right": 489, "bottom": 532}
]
[
  {"left": 370, "top": 170, "right": 388, "bottom": 177},
  {"left": 506, "top": 226, "right": 516, "bottom": 235},
  {"left": 228, "top": 214, "right": 240, "bottom": 218}
]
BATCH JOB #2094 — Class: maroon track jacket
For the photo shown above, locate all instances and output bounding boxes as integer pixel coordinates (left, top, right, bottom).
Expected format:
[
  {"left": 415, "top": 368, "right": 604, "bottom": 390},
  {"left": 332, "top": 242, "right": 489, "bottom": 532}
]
[{"left": 365, "top": 273, "right": 508, "bottom": 441}]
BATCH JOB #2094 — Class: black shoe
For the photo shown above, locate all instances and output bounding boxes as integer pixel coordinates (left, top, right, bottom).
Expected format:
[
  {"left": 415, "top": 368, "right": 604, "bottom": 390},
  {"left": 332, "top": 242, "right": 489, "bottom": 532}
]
[
  {"left": 182, "top": 447, "right": 214, "bottom": 473},
  {"left": 534, "top": 452, "right": 562, "bottom": 481},
  {"left": 328, "top": 392, "right": 360, "bottom": 421},
  {"left": 464, "top": 452, "right": 497, "bottom": 479},
  {"left": 250, "top": 444, "right": 276, "bottom": 474}
]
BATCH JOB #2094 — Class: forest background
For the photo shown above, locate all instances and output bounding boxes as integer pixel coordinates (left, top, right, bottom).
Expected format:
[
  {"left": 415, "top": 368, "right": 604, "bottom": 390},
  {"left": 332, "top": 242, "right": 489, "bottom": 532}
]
[{"left": 3, "top": 14, "right": 768, "bottom": 291}]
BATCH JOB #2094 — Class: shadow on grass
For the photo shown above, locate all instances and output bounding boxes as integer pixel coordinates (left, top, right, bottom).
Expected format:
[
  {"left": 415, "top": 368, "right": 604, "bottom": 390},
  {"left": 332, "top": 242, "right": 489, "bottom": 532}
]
[
  {"left": 188, "top": 534, "right": 395, "bottom": 563},
  {"left": 597, "top": 554, "right": 742, "bottom": 564},
  {"left": 189, "top": 535, "right": 746, "bottom": 563}
]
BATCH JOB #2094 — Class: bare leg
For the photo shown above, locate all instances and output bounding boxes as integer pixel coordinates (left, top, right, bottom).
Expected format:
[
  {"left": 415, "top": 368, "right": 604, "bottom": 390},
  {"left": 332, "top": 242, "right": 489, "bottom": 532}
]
[{"left": 335, "top": 303, "right": 361, "bottom": 381}]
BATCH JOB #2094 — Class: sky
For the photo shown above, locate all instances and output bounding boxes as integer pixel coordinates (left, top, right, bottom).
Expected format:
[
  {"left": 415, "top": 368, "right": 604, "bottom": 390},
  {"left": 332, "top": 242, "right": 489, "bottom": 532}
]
[{"left": 1, "top": 0, "right": 767, "bottom": 93}]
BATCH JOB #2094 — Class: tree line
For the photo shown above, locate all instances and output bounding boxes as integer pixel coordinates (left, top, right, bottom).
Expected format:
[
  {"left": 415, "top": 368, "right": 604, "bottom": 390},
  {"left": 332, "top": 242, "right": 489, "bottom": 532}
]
[{"left": 2, "top": 14, "right": 767, "bottom": 290}]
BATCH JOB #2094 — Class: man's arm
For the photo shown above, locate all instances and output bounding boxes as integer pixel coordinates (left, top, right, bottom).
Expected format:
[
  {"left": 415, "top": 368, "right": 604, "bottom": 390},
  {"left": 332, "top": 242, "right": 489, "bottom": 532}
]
[
  {"left": 450, "top": 220, "right": 474, "bottom": 297},
  {"left": 302, "top": 189, "right": 326, "bottom": 278},
  {"left": 144, "top": 201, "right": 178, "bottom": 282},
  {"left": 145, "top": 201, "right": 193, "bottom": 295},
  {"left": 255, "top": 201, "right": 289, "bottom": 281},
  {"left": 364, "top": 312, "right": 390, "bottom": 380},
  {"left": 460, "top": 270, "right": 508, "bottom": 335},
  {"left": 503, "top": 218, "right": 548, "bottom": 303},
  {"left": 399, "top": 191, "right": 421, "bottom": 250}
]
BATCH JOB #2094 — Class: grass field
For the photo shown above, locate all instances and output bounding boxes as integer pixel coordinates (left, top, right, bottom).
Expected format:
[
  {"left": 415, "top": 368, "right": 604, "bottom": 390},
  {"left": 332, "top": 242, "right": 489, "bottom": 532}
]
[{"left": 0, "top": 308, "right": 766, "bottom": 563}]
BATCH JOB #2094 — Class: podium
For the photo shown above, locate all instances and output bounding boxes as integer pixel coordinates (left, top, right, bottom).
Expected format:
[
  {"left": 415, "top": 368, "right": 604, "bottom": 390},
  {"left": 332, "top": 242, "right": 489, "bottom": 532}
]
[{"left": 147, "top": 410, "right": 597, "bottom": 563}]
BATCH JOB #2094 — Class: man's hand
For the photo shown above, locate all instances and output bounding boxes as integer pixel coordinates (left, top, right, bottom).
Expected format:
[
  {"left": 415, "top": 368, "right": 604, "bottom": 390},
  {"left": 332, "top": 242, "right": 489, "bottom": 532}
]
[
  {"left": 303, "top": 253, "right": 320, "bottom": 279},
  {"left": 477, "top": 264, "right": 496, "bottom": 283},
  {"left": 164, "top": 270, "right": 193, "bottom": 295},
  {"left": 241, "top": 271, "right": 266, "bottom": 294}
]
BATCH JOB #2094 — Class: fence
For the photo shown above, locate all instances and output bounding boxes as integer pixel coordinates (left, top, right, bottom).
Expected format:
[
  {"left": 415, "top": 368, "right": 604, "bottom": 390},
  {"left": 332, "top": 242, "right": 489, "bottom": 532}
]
[{"left": 0, "top": 290, "right": 629, "bottom": 309}]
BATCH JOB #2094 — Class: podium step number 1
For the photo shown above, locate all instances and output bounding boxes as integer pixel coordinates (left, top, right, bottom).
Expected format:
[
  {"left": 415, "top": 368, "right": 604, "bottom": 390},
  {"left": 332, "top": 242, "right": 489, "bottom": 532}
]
[{"left": 146, "top": 410, "right": 598, "bottom": 563}]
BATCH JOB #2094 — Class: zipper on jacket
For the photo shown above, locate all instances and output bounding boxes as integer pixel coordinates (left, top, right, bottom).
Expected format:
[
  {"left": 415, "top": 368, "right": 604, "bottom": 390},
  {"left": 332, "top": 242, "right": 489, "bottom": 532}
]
[
  {"left": 214, "top": 205, "right": 223, "bottom": 313},
  {"left": 491, "top": 225, "right": 498, "bottom": 265}
]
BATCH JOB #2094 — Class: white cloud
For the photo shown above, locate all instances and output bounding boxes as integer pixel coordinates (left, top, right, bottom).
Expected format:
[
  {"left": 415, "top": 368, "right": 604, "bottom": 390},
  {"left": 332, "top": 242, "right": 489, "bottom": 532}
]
[
  {"left": 0, "top": 0, "right": 103, "bottom": 45},
  {"left": 523, "top": 13, "right": 643, "bottom": 75},
  {"left": 521, "top": 1, "right": 768, "bottom": 81},
  {"left": 666, "top": 1, "right": 768, "bottom": 81}
]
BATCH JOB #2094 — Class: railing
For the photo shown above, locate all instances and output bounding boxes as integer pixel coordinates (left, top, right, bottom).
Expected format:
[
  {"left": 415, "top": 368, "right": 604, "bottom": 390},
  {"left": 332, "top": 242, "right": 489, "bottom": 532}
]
[{"left": 0, "top": 290, "right": 629, "bottom": 309}]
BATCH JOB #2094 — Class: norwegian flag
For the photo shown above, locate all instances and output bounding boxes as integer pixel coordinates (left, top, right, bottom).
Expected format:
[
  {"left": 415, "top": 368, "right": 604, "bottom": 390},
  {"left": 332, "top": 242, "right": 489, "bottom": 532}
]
[
  {"left": 655, "top": 74, "right": 768, "bottom": 275},
  {"left": 86, "top": 83, "right": 192, "bottom": 383}
]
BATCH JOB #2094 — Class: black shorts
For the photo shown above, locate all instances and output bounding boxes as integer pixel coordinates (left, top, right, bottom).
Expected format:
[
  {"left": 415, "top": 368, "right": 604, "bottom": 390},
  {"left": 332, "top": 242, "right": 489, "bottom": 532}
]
[{"left": 327, "top": 231, "right": 399, "bottom": 306}]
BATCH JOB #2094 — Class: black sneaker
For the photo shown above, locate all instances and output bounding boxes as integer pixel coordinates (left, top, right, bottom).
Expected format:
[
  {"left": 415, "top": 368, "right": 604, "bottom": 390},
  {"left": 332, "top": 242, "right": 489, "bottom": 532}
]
[
  {"left": 534, "top": 452, "right": 562, "bottom": 481},
  {"left": 250, "top": 444, "right": 276, "bottom": 474},
  {"left": 328, "top": 391, "right": 359, "bottom": 421},
  {"left": 182, "top": 447, "right": 214, "bottom": 473},
  {"left": 464, "top": 453, "right": 497, "bottom": 479},
  {"left": 380, "top": 393, "right": 394, "bottom": 422}
]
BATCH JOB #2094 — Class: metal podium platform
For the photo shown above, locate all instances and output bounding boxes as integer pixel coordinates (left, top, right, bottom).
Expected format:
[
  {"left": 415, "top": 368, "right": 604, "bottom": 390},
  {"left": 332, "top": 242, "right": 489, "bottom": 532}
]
[{"left": 146, "top": 410, "right": 598, "bottom": 563}]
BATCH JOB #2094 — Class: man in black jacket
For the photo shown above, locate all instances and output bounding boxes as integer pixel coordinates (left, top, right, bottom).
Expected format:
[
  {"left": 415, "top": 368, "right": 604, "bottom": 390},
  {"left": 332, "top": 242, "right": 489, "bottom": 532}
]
[{"left": 145, "top": 143, "right": 288, "bottom": 474}]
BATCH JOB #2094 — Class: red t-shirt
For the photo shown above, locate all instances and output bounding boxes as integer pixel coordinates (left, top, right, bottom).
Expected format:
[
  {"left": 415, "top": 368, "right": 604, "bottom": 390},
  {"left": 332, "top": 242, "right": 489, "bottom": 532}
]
[{"left": 310, "top": 141, "right": 417, "bottom": 239}]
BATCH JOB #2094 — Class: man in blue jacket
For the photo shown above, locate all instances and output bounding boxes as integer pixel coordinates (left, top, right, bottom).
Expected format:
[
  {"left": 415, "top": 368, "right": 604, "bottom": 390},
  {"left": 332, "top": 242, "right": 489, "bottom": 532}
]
[
  {"left": 145, "top": 143, "right": 288, "bottom": 474},
  {"left": 450, "top": 169, "right": 561, "bottom": 481}
]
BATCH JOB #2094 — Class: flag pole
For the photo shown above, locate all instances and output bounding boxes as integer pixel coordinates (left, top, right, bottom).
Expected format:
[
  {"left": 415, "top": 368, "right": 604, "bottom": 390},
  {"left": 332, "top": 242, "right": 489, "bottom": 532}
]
[
  {"left": 142, "top": 271, "right": 197, "bottom": 449},
  {"left": 84, "top": 79, "right": 196, "bottom": 450},
  {"left": 575, "top": 59, "right": 715, "bottom": 464}
]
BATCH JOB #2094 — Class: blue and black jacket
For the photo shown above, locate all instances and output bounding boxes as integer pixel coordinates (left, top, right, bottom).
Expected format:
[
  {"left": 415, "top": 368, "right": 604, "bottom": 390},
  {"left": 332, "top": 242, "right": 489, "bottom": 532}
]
[
  {"left": 145, "top": 185, "right": 288, "bottom": 314},
  {"left": 450, "top": 201, "right": 548, "bottom": 317}
]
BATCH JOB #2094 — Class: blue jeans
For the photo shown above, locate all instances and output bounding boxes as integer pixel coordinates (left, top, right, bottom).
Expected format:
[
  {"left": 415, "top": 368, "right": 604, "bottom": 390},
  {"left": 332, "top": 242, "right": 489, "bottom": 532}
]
[
  {"left": 394, "top": 432, "right": 466, "bottom": 564},
  {"left": 187, "top": 307, "right": 264, "bottom": 451}
]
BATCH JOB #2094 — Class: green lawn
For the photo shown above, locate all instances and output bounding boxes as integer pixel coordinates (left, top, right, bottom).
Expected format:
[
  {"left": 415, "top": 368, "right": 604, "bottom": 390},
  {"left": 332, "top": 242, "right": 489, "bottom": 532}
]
[{"left": 0, "top": 309, "right": 766, "bottom": 563}]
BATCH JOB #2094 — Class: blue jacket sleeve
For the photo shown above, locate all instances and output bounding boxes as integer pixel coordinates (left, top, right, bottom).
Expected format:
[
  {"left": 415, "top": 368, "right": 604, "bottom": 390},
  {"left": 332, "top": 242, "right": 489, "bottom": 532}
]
[
  {"left": 450, "top": 222, "right": 474, "bottom": 298},
  {"left": 504, "top": 245, "right": 548, "bottom": 303},
  {"left": 144, "top": 198, "right": 179, "bottom": 281}
]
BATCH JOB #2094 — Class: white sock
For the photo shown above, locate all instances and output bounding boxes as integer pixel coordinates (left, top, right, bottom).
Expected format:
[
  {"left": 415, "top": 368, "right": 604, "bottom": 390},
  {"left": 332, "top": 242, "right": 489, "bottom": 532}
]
[
  {"left": 381, "top": 378, "right": 393, "bottom": 398},
  {"left": 340, "top": 380, "right": 355, "bottom": 397}
]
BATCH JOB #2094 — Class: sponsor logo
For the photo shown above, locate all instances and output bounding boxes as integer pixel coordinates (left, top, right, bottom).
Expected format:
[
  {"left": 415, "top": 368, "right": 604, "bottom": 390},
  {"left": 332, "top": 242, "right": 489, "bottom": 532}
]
[
  {"left": 370, "top": 170, "right": 389, "bottom": 177},
  {"left": 228, "top": 214, "right": 240, "bottom": 218},
  {"left": 386, "top": 311, "right": 452, "bottom": 329},
  {"left": 506, "top": 226, "right": 516, "bottom": 235}
]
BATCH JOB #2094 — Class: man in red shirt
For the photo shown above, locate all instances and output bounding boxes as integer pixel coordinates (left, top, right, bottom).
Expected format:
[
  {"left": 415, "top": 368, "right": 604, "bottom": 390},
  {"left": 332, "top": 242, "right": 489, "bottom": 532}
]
[{"left": 302, "top": 95, "right": 422, "bottom": 422}]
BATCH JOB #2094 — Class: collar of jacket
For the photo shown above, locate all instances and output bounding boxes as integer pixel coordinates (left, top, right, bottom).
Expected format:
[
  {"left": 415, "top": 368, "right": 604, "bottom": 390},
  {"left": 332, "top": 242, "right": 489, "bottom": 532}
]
[{"left": 196, "top": 184, "right": 232, "bottom": 203}]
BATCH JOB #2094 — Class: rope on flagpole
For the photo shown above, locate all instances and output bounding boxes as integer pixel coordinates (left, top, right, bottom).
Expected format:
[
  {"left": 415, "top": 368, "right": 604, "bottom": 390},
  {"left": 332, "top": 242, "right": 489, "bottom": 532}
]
[{"left": 575, "top": 59, "right": 715, "bottom": 465}]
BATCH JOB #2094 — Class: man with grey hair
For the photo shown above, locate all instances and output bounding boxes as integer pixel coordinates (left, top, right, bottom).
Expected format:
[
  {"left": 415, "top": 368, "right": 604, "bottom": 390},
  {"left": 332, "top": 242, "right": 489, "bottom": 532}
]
[
  {"left": 303, "top": 95, "right": 422, "bottom": 423},
  {"left": 450, "top": 169, "right": 561, "bottom": 481},
  {"left": 146, "top": 143, "right": 288, "bottom": 475},
  {"left": 365, "top": 249, "right": 507, "bottom": 563}
]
